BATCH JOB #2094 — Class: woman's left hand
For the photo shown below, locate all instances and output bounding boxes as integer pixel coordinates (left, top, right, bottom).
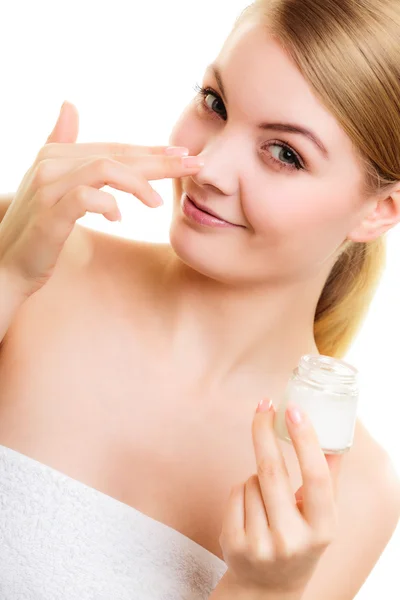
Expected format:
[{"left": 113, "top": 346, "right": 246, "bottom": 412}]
[{"left": 217, "top": 398, "right": 343, "bottom": 599}]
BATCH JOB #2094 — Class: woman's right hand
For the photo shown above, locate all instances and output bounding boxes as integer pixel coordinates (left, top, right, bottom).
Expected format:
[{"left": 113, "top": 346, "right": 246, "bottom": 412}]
[{"left": 0, "top": 101, "right": 202, "bottom": 299}]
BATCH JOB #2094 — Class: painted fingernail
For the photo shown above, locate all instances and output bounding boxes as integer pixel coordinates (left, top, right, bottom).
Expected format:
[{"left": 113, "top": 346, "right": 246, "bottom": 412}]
[
  {"left": 287, "top": 405, "right": 303, "bottom": 425},
  {"left": 165, "top": 146, "right": 189, "bottom": 156},
  {"left": 256, "top": 398, "right": 274, "bottom": 413}
]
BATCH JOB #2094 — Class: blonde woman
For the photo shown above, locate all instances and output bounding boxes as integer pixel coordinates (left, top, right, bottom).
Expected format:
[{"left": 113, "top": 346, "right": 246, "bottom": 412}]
[{"left": 0, "top": 1, "right": 399, "bottom": 599}]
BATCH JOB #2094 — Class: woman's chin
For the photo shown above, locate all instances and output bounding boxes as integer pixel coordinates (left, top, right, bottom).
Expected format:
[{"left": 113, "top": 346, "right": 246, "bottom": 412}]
[
  {"left": 168, "top": 211, "right": 247, "bottom": 285},
  {"left": 168, "top": 215, "right": 217, "bottom": 278}
]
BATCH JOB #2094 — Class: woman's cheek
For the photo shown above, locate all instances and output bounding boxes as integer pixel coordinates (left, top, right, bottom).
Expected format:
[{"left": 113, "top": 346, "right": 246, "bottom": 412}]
[
  {"left": 243, "top": 190, "right": 302, "bottom": 235},
  {"left": 252, "top": 187, "right": 343, "bottom": 237}
]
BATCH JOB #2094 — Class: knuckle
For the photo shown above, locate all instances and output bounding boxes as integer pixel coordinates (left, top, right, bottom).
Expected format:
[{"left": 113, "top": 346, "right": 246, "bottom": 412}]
[
  {"left": 74, "top": 185, "right": 88, "bottom": 204},
  {"left": 257, "top": 456, "right": 284, "bottom": 481},
  {"left": 35, "top": 145, "right": 49, "bottom": 163},
  {"left": 109, "top": 143, "right": 130, "bottom": 156},
  {"left": 91, "top": 156, "right": 114, "bottom": 175},
  {"left": 250, "top": 538, "right": 273, "bottom": 563},
  {"left": 304, "top": 468, "right": 330, "bottom": 489},
  {"left": 31, "top": 160, "right": 52, "bottom": 188},
  {"left": 273, "top": 525, "right": 311, "bottom": 559},
  {"left": 36, "top": 142, "right": 59, "bottom": 162},
  {"left": 113, "top": 143, "right": 136, "bottom": 157},
  {"left": 276, "top": 539, "right": 304, "bottom": 559},
  {"left": 158, "top": 155, "right": 169, "bottom": 171},
  {"left": 34, "top": 150, "right": 45, "bottom": 164}
]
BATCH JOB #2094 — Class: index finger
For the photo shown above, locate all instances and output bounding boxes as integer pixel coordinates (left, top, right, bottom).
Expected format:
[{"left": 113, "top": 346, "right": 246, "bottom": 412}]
[{"left": 39, "top": 143, "right": 183, "bottom": 160}]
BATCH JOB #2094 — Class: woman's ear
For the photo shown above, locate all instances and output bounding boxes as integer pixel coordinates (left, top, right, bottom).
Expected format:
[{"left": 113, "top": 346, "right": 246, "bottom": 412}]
[{"left": 347, "top": 183, "right": 400, "bottom": 242}]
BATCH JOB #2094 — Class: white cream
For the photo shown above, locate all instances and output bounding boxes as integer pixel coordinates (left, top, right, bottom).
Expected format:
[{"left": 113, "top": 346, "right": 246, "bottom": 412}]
[{"left": 274, "top": 354, "right": 359, "bottom": 454}]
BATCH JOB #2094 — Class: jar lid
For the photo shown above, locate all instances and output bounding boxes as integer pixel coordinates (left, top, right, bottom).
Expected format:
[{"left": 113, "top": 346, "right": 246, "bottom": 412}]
[{"left": 297, "top": 354, "right": 359, "bottom": 392}]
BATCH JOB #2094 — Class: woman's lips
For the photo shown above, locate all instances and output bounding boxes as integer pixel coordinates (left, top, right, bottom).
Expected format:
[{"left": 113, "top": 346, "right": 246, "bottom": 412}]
[{"left": 181, "top": 193, "right": 239, "bottom": 228}]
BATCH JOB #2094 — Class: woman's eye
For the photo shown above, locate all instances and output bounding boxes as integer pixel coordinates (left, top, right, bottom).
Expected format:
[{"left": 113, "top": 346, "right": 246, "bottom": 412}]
[
  {"left": 265, "top": 143, "right": 304, "bottom": 171},
  {"left": 194, "top": 84, "right": 227, "bottom": 119},
  {"left": 203, "top": 90, "right": 226, "bottom": 118}
]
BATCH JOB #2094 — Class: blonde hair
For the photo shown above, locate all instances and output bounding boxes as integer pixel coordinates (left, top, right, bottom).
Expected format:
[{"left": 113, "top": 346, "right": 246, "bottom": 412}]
[{"left": 232, "top": 0, "right": 400, "bottom": 358}]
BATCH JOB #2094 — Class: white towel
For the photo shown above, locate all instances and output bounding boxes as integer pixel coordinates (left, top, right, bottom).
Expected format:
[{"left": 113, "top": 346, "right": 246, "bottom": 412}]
[{"left": 0, "top": 445, "right": 227, "bottom": 599}]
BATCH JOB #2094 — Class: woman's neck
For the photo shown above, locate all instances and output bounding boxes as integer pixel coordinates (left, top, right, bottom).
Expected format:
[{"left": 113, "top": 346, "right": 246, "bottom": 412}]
[{"left": 152, "top": 248, "right": 322, "bottom": 394}]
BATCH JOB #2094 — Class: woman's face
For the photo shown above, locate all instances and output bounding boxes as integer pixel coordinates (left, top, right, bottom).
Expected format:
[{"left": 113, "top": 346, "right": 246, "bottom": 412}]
[{"left": 168, "top": 19, "right": 375, "bottom": 286}]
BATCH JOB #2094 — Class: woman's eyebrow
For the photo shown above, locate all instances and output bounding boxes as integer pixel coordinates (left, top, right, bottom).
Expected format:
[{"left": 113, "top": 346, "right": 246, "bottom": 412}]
[{"left": 205, "top": 63, "right": 330, "bottom": 160}]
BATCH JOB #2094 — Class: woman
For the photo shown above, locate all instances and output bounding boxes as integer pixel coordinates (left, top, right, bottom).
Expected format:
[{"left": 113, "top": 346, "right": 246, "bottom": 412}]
[{"left": 0, "top": 0, "right": 399, "bottom": 598}]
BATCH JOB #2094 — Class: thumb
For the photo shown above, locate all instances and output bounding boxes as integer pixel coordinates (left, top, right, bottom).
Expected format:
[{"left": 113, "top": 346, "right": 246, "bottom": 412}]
[{"left": 45, "top": 100, "right": 79, "bottom": 144}]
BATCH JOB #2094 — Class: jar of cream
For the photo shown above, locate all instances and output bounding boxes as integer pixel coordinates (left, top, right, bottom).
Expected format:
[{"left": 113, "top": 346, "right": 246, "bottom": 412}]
[{"left": 274, "top": 354, "right": 359, "bottom": 454}]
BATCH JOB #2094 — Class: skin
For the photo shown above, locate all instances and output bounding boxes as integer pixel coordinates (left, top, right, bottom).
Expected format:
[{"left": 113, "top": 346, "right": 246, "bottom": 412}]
[
  {"left": 165, "top": 18, "right": 400, "bottom": 397},
  {"left": 0, "top": 17, "right": 399, "bottom": 600}
]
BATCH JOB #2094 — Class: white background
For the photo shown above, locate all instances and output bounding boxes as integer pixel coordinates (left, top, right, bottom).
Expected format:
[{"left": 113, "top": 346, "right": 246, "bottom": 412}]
[{"left": 0, "top": 1, "right": 398, "bottom": 598}]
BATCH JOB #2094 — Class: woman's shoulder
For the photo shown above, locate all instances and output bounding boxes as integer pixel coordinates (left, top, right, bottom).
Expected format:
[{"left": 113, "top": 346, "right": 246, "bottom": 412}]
[
  {"left": 345, "top": 419, "right": 400, "bottom": 497},
  {"left": 58, "top": 224, "right": 170, "bottom": 289},
  {"left": 6, "top": 225, "right": 169, "bottom": 339},
  {"left": 338, "top": 419, "right": 400, "bottom": 553}
]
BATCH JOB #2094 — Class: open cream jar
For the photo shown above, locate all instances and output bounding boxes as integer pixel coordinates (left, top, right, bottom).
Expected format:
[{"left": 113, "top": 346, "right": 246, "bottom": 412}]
[{"left": 274, "top": 354, "right": 359, "bottom": 454}]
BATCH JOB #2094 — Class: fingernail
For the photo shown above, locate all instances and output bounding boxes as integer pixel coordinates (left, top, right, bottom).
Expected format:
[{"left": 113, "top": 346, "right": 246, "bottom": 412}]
[
  {"left": 256, "top": 398, "right": 274, "bottom": 413},
  {"left": 182, "top": 156, "right": 205, "bottom": 169},
  {"left": 165, "top": 146, "right": 189, "bottom": 156},
  {"left": 287, "top": 405, "right": 303, "bottom": 425}
]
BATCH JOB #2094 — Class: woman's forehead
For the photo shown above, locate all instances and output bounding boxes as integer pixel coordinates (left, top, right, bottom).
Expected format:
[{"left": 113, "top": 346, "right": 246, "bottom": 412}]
[{"left": 213, "top": 22, "right": 351, "bottom": 161}]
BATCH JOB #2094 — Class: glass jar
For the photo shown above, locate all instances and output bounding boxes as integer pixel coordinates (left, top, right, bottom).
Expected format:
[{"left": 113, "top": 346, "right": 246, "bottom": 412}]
[{"left": 274, "top": 354, "right": 359, "bottom": 454}]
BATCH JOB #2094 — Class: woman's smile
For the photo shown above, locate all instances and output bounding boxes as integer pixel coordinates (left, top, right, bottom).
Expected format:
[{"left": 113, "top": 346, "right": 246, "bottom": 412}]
[{"left": 181, "top": 192, "right": 241, "bottom": 228}]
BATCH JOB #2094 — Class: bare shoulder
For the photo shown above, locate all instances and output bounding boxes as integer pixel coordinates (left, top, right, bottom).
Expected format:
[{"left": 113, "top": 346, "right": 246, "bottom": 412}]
[
  {"left": 67, "top": 225, "right": 170, "bottom": 287},
  {"left": 342, "top": 420, "right": 400, "bottom": 507},
  {"left": 57, "top": 223, "right": 168, "bottom": 279},
  {"left": 304, "top": 419, "right": 400, "bottom": 599},
  {"left": 335, "top": 420, "right": 400, "bottom": 552},
  {"left": 1, "top": 223, "right": 169, "bottom": 357},
  {"left": 342, "top": 420, "right": 400, "bottom": 536},
  {"left": 52, "top": 224, "right": 171, "bottom": 315}
]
